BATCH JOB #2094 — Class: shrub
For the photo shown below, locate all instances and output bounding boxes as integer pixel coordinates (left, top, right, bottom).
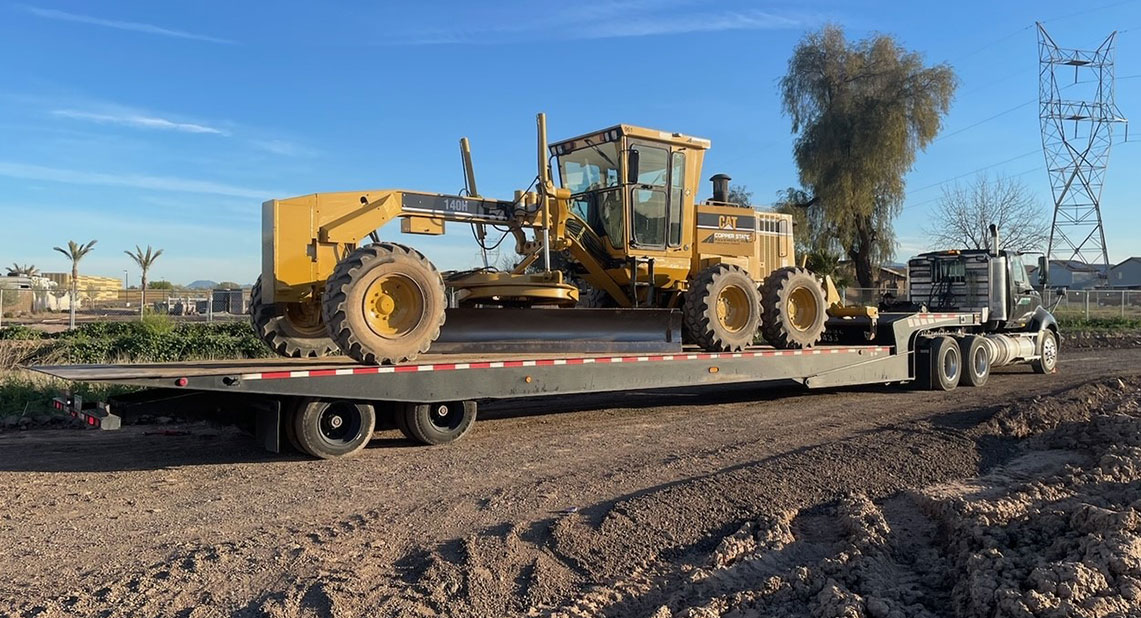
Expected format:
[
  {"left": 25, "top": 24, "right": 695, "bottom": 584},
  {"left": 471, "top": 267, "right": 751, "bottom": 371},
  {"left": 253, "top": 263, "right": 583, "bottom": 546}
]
[{"left": 0, "top": 325, "right": 45, "bottom": 340}]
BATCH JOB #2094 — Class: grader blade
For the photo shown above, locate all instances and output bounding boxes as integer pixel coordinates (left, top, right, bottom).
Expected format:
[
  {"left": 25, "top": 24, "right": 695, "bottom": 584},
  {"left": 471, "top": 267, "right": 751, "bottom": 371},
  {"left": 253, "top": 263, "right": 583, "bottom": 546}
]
[{"left": 432, "top": 308, "right": 682, "bottom": 354}]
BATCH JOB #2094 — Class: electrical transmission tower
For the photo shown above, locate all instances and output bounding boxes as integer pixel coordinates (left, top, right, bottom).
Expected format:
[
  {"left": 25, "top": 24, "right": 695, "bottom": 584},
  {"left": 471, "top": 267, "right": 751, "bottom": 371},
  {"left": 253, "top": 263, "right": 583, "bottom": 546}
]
[{"left": 1037, "top": 22, "right": 1128, "bottom": 284}]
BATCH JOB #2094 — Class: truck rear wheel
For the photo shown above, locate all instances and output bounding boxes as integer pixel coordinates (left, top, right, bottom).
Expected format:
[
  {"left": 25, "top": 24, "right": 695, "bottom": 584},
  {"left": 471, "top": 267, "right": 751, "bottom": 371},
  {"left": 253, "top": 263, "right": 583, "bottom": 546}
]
[
  {"left": 959, "top": 336, "right": 990, "bottom": 387},
  {"left": 323, "top": 243, "right": 446, "bottom": 365},
  {"left": 760, "top": 267, "right": 827, "bottom": 349},
  {"left": 398, "top": 401, "right": 477, "bottom": 445},
  {"left": 250, "top": 277, "right": 338, "bottom": 358},
  {"left": 921, "top": 336, "right": 961, "bottom": 391},
  {"left": 290, "top": 400, "right": 376, "bottom": 459},
  {"left": 683, "top": 264, "right": 762, "bottom": 352},
  {"left": 1031, "top": 329, "right": 1059, "bottom": 374}
]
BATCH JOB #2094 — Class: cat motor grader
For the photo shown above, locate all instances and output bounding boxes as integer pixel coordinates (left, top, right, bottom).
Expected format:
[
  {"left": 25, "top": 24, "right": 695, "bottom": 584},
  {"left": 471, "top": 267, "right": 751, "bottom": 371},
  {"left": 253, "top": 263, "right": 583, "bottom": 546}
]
[{"left": 252, "top": 114, "right": 831, "bottom": 364}]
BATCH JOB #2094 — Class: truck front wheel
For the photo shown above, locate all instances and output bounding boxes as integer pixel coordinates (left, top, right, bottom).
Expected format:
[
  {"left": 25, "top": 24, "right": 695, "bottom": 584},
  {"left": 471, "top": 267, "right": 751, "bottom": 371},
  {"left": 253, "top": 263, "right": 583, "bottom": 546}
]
[{"left": 1032, "top": 330, "right": 1059, "bottom": 374}]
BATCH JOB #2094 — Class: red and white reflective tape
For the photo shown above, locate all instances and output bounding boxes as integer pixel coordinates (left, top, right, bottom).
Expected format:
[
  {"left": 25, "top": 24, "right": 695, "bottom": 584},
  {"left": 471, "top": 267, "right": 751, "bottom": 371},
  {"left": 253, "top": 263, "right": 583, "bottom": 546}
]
[
  {"left": 239, "top": 346, "right": 893, "bottom": 381},
  {"left": 905, "top": 312, "right": 979, "bottom": 327}
]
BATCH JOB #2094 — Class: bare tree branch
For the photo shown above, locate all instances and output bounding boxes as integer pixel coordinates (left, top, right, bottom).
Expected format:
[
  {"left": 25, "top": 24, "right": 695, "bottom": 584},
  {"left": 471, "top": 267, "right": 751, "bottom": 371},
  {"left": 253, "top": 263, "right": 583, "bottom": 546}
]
[{"left": 924, "top": 174, "right": 1048, "bottom": 253}]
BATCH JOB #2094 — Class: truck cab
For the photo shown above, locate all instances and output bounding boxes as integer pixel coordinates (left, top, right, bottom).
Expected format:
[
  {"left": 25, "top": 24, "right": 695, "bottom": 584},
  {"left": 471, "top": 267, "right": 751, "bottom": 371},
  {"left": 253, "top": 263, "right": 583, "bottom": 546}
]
[{"left": 905, "top": 226, "right": 1055, "bottom": 335}]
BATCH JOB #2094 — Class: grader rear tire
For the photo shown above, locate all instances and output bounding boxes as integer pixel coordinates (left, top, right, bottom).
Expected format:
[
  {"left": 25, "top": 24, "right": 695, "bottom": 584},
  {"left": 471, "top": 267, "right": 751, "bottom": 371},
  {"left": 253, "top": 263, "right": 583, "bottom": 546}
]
[
  {"left": 683, "top": 264, "right": 762, "bottom": 352},
  {"left": 249, "top": 276, "right": 337, "bottom": 358},
  {"left": 760, "top": 267, "right": 827, "bottom": 349},
  {"left": 322, "top": 242, "right": 446, "bottom": 365}
]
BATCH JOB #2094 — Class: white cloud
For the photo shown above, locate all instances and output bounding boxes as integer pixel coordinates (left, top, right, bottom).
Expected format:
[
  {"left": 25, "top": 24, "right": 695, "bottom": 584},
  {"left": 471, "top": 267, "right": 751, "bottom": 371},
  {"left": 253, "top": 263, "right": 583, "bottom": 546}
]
[
  {"left": 0, "top": 161, "right": 278, "bottom": 199},
  {"left": 383, "top": 1, "right": 818, "bottom": 45},
  {"left": 18, "top": 5, "right": 234, "bottom": 44},
  {"left": 51, "top": 109, "right": 229, "bottom": 136},
  {"left": 249, "top": 139, "right": 316, "bottom": 157}
]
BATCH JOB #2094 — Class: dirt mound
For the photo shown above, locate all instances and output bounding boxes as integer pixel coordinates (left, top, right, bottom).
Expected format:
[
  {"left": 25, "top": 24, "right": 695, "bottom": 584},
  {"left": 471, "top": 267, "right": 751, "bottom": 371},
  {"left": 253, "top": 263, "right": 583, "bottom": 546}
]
[{"left": 598, "top": 380, "right": 1141, "bottom": 618}]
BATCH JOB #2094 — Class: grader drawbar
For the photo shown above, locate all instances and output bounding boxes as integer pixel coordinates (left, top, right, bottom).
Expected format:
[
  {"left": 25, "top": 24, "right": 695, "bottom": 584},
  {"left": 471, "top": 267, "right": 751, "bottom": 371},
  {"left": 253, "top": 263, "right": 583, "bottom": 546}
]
[{"left": 253, "top": 114, "right": 829, "bottom": 364}]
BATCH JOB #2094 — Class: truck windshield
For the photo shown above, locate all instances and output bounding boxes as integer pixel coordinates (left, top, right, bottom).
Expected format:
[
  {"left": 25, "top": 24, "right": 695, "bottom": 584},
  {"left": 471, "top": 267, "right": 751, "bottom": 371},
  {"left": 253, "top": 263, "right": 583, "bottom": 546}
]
[{"left": 557, "top": 142, "right": 620, "bottom": 194}]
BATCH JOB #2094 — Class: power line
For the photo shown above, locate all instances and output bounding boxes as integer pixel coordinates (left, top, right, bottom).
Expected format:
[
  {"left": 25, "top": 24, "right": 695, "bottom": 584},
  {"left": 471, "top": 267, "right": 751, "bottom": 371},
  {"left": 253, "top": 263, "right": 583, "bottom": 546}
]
[
  {"left": 902, "top": 164, "right": 1043, "bottom": 212},
  {"left": 935, "top": 99, "right": 1035, "bottom": 142}
]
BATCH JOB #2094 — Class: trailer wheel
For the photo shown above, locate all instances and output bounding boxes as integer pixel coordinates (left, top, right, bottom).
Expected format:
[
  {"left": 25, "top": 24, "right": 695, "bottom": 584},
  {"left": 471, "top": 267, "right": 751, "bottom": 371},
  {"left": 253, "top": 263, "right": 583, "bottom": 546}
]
[
  {"left": 924, "top": 336, "right": 961, "bottom": 391},
  {"left": 398, "top": 401, "right": 476, "bottom": 445},
  {"left": 283, "top": 401, "right": 304, "bottom": 453},
  {"left": 683, "top": 264, "right": 762, "bottom": 352},
  {"left": 323, "top": 243, "right": 446, "bottom": 365},
  {"left": 760, "top": 267, "right": 827, "bottom": 349},
  {"left": 1031, "top": 329, "right": 1059, "bottom": 374},
  {"left": 291, "top": 400, "right": 376, "bottom": 459},
  {"left": 250, "top": 276, "right": 338, "bottom": 358},
  {"left": 959, "top": 336, "right": 990, "bottom": 387}
]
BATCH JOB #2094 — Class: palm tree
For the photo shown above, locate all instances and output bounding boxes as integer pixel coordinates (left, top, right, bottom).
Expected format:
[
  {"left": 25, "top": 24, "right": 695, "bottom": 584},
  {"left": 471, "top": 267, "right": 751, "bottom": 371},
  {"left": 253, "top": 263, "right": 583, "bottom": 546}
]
[
  {"left": 124, "top": 245, "right": 163, "bottom": 315},
  {"left": 53, "top": 240, "right": 97, "bottom": 329},
  {"left": 6, "top": 263, "right": 39, "bottom": 276}
]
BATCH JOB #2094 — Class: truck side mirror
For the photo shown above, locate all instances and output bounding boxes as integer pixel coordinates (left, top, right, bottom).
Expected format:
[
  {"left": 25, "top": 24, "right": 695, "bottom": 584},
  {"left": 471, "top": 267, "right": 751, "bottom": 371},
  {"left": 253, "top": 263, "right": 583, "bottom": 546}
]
[
  {"left": 627, "top": 149, "right": 640, "bottom": 184},
  {"left": 1037, "top": 255, "right": 1049, "bottom": 286}
]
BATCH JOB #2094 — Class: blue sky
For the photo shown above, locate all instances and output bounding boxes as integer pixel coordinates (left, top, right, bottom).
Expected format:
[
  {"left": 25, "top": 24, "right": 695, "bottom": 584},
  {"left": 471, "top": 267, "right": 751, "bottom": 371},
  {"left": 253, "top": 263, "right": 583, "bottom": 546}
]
[{"left": 1, "top": 0, "right": 1138, "bottom": 285}]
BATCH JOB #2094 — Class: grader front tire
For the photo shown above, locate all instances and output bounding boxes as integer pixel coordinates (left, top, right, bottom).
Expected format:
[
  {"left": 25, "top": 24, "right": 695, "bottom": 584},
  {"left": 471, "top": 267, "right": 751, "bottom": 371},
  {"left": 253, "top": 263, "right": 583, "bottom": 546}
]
[
  {"left": 322, "top": 243, "right": 446, "bottom": 365},
  {"left": 683, "top": 264, "right": 762, "bottom": 352},
  {"left": 760, "top": 267, "right": 827, "bottom": 349},
  {"left": 249, "top": 276, "right": 338, "bottom": 358}
]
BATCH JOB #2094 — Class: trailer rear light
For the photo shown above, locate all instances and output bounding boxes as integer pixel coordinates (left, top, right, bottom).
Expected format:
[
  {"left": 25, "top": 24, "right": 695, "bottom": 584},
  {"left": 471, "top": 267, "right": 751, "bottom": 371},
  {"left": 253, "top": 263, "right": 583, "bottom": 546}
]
[{"left": 175, "top": 378, "right": 188, "bottom": 387}]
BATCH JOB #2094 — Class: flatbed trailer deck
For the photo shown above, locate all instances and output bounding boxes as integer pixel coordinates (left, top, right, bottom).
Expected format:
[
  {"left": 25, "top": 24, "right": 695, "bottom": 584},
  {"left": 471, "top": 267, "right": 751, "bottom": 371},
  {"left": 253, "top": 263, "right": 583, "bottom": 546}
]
[{"left": 32, "top": 311, "right": 1056, "bottom": 459}]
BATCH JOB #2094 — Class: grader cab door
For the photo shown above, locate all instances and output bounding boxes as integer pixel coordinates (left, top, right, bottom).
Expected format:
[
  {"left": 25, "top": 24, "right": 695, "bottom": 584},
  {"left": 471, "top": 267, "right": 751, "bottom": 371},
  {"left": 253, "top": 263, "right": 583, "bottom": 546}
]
[{"left": 627, "top": 140, "right": 692, "bottom": 260}]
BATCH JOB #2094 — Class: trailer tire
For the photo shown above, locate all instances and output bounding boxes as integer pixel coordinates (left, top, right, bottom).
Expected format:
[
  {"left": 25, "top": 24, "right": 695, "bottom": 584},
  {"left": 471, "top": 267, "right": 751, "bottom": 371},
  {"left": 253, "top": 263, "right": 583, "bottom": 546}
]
[
  {"left": 959, "top": 336, "right": 990, "bottom": 387},
  {"left": 283, "top": 400, "right": 304, "bottom": 453},
  {"left": 323, "top": 243, "right": 446, "bottom": 365},
  {"left": 760, "top": 267, "right": 827, "bottom": 349},
  {"left": 1032, "top": 329, "right": 1059, "bottom": 374},
  {"left": 925, "top": 336, "right": 961, "bottom": 391},
  {"left": 291, "top": 400, "right": 376, "bottom": 459},
  {"left": 250, "top": 276, "right": 338, "bottom": 358},
  {"left": 683, "top": 264, "right": 762, "bottom": 352},
  {"left": 399, "top": 401, "right": 476, "bottom": 445}
]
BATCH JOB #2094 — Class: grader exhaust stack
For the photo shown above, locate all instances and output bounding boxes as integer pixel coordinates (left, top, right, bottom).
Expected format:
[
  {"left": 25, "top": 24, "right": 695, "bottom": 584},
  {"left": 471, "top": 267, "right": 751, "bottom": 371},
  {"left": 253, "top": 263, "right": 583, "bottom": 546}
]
[{"left": 252, "top": 114, "right": 829, "bottom": 365}]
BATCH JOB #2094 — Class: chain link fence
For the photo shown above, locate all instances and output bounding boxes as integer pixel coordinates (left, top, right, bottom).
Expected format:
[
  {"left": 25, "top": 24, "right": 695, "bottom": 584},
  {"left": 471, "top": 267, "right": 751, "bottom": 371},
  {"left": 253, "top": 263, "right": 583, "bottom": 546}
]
[
  {"left": 0, "top": 286, "right": 252, "bottom": 327},
  {"left": 840, "top": 286, "right": 1141, "bottom": 321}
]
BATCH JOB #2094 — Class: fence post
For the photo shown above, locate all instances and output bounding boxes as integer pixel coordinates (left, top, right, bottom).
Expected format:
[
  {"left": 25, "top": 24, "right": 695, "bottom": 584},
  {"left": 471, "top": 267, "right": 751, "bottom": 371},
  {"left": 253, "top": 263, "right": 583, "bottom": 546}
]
[
  {"left": 207, "top": 290, "right": 213, "bottom": 322},
  {"left": 1085, "top": 291, "right": 1090, "bottom": 320}
]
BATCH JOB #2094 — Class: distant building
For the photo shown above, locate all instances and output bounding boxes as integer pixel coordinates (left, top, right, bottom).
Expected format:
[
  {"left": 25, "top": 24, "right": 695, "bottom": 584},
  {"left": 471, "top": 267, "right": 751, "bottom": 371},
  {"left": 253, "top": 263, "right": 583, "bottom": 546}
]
[
  {"left": 1026, "top": 260, "right": 1105, "bottom": 290},
  {"left": 42, "top": 273, "right": 123, "bottom": 301},
  {"left": 1109, "top": 257, "right": 1141, "bottom": 289}
]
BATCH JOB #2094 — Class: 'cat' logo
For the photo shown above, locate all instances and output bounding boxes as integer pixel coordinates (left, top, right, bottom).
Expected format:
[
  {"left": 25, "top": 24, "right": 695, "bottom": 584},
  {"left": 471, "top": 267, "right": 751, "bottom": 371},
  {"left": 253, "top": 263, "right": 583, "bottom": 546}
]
[{"left": 718, "top": 215, "right": 737, "bottom": 229}]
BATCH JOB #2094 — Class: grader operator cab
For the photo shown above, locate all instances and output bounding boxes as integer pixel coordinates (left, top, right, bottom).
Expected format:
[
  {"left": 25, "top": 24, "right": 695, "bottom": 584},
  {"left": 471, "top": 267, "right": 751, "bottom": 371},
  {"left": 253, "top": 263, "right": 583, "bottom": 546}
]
[{"left": 252, "top": 114, "right": 830, "bottom": 365}]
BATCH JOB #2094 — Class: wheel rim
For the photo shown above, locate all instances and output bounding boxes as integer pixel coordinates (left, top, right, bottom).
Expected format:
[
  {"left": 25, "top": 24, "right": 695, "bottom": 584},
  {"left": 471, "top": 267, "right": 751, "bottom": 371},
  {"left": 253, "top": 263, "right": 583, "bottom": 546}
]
[
  {"left": 318, "top": 402, "right": 363, "bottom": 447},
  {"left": 787, "top": 286, "right": 819, "bottom": 333},
  {"left": 282, "top": 301, "right": 327, "bottom": 338},
  {"left": 973, "top": 346, "right": 989, "bottom": 376},
  {"left": 944, "top": 349, "right": 959, "bottom": 381},
  {"left": 716, "top": 285, "right": 751, "bottom": 332},
  {"left": 429, "top": 403, "right": 463, "bottom": 432},
  {"left": 363, "top": 273, "right": 425, "bottom": 338},
  {"left": 1043, "top": 335, "right": 1057, "bottom": 368}
]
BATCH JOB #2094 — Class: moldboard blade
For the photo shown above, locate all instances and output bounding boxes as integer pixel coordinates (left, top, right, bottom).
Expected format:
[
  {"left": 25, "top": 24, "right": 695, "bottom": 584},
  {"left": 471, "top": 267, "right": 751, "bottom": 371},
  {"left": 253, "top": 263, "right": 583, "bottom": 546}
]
[{"left": 431, "top": 307, "right": 682, "bottom": 354}]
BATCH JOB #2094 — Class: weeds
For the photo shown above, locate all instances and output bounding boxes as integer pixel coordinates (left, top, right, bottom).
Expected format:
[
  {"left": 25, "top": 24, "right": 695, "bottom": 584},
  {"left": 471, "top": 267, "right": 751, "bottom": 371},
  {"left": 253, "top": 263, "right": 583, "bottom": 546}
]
[{"left": 1056, "top": 315, "right": 1141, "bottom": 331}]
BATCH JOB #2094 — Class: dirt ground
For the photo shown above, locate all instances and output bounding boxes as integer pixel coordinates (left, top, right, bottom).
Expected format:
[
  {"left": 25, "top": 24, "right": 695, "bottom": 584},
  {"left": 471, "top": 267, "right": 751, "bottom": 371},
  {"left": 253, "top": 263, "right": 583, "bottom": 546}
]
[{"left": 0, "top": 347, "right": 1139, "bottom": 618}]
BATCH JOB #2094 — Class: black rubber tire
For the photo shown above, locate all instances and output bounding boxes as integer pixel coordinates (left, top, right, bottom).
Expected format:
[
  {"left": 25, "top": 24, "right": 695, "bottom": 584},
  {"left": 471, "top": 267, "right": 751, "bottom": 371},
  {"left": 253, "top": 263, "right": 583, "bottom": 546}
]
[
  {"left": 322, "top": 243, "right": 446, "bottom": 365},
  {"left": 959, "top": 335, "right": 991, "bottom": 387},
  {"left": 291, "top": 399, "right": 376, "bottom": 459},
  {"left": 760, "top": 267, "right": 827, "bottom": 349},
  {"left": 250, "top": 276, "right": 337, "bottom": 358},
  {"left": 577, "top": 286, "right": 616, "bottom": 308},
  {"left": 393, "top": 403, "right": 415, "bottom": 441},
  {"left": 1031, "top": 329, "right": 1059, "bottom": 374},
  {"left": 925, "top": 336, "right": 961, "bottom": 391},
  {"left": 283, "top": 399, "right": 305, "bottom": 454},
  {"left": 398, "top": 401, "right": 477, "bottom": 446},
  {"left": 682, "top": 264, "right": 762, "bottom": 352}
]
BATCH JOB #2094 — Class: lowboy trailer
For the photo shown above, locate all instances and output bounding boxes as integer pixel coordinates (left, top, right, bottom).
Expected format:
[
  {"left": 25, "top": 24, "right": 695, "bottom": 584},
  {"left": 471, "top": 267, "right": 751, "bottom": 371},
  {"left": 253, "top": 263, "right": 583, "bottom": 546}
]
[{"left": 31, "top": 310, "right": 1058, "bottom": 460}]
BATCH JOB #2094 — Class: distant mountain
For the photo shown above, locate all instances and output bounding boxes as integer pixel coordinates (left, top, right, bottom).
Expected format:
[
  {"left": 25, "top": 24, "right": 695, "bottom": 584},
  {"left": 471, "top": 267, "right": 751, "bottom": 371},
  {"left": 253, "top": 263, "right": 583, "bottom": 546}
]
[{"left": 186, "top": 280, "right": 219, "bottom": 290}]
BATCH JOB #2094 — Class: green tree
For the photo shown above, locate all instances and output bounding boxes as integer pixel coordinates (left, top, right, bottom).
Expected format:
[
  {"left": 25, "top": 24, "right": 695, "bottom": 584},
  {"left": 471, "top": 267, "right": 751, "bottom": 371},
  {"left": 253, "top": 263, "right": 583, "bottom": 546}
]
[
  {"left": 52, "top": 239, "right": 97, "bottom": 330},
  {"left": 780, "top": 25, "right": 955, "bottom": 287},
  {"left": 6, "top": 263, "right": 38, "bottom": 276},
  {"left": 124, "top": 245, "right": 164, "bottom": 315},
  {"left": 727, "top": 185, "right": 753, "bottom": 207},
  {"left": 216, "top": 281, "right": 242, "bottom": 290},
  {"left": 148, "top": 280, "right": 175, "bottom": 290}
]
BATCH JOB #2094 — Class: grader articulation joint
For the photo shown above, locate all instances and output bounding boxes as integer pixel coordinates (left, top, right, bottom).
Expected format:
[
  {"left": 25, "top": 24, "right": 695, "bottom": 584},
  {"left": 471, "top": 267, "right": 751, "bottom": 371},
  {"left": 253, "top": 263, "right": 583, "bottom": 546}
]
[{"left": 252, "top": 114, "right": 830, "bottom": 364}]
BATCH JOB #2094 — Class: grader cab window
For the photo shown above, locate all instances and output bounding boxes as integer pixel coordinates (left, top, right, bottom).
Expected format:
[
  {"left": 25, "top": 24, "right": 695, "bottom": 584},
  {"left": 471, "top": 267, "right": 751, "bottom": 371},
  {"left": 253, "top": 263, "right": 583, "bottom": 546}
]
[
  {"left": 558, "top": 142, "right": 621, "bottom": 194},
  {"left": 630, "top": 144, "right": 669, "bottom": 248}
]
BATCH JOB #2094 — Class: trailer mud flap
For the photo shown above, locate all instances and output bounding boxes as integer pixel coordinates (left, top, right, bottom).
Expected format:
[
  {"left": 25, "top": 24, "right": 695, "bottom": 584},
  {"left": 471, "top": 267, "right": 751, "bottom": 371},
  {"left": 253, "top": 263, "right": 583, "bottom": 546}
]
[
  {"left": 432, "top": 307, "right": 682, "bottom": 354},
  {"left": 254, "top": 399, "right": 283, "bottom": 454}
]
